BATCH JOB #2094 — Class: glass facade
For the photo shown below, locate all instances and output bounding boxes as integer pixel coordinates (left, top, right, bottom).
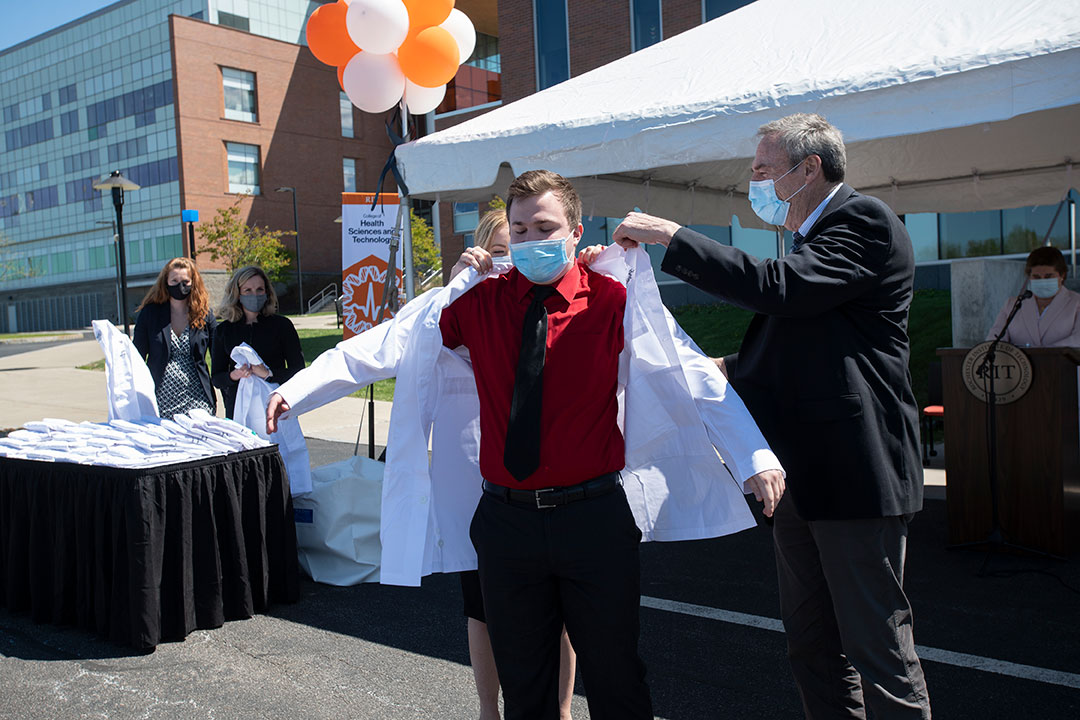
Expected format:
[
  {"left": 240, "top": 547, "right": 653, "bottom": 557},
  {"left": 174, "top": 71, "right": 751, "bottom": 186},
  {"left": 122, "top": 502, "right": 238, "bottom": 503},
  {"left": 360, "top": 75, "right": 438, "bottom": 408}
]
[
  {"left": 339, "top": 92, "right": 354, "bottom": 138},
  {"left": 0, "top": 0, "right": 327, "bottom": 317},
  {"left": 0, "top": 0, "right": 202, "bottom": 303}
]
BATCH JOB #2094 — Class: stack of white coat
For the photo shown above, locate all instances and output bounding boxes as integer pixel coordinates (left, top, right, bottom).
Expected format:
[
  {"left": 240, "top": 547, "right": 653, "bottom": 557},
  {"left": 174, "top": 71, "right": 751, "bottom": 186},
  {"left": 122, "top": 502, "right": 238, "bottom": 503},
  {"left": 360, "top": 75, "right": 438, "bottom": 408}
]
[{"left": 0, "top": 410, "right": 268, "bottom": 468}]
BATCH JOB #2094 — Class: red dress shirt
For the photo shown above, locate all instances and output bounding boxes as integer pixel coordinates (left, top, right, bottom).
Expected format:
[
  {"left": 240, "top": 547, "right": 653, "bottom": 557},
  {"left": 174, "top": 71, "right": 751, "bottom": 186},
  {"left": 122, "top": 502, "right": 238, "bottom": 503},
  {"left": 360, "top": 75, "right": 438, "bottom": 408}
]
[{"left": 440, "top": 261, "right": 626, "bottom": 489}]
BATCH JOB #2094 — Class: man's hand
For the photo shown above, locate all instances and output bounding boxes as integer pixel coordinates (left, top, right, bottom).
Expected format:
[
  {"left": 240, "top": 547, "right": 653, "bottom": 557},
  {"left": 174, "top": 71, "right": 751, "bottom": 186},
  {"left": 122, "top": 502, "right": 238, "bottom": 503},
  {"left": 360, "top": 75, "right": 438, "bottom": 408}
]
[
  {"left": 711, "top": 356, "right": 728, "bottom": 379},
  {"left": 612, "top": 212, "right": 682, "bottom": 250},
  {"left": 452, "top": 246, "right": 494, "bottom": 278},
  {"left": 577, "top": 244, "right": 606, "bottom": 266},
  {"left": 745, "top": 470, "right": 785, "bottom": 518},
  {"left": 266, "top": 392, "right": 290, "bottom": 435}
]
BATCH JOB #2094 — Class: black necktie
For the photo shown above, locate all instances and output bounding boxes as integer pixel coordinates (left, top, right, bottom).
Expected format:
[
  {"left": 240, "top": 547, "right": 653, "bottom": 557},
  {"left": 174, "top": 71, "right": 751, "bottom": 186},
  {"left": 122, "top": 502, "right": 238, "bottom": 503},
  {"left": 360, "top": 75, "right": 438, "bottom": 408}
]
[
  {"left": 504, "top": 285, "right": 556, "bottom": 482},
  {"left": 789, "top": 231, "right": 805, "bottom": 254}
]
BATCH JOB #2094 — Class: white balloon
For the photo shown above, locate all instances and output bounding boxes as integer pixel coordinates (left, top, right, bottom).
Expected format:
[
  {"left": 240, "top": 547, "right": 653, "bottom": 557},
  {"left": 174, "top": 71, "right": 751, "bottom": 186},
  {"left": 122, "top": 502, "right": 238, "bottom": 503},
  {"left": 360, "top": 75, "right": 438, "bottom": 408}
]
[
  {"left": 440, "top": 8, "right": 476, "bottom": 64},
  {"left": 345, "top": 0, "right": 409, "bottom": 55},
  {"left": 404, "top": 80, "right": 446, "bottom": 115},
  {"left": 342, "top": 52, "right": 405, "bottom": 114}
]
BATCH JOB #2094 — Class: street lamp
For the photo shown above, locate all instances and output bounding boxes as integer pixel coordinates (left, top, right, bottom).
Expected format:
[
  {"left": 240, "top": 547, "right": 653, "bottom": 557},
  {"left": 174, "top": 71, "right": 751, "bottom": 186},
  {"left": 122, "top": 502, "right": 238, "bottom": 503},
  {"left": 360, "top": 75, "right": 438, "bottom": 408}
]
[
  {"left": 95, "top": 219, "right": 120, "bottom": 323},
  {"left": 93, "top": 171, "right": 140, "bottom": 335},
  {"left": 275, "top": 186, "right": 302, "bottom": 313}
]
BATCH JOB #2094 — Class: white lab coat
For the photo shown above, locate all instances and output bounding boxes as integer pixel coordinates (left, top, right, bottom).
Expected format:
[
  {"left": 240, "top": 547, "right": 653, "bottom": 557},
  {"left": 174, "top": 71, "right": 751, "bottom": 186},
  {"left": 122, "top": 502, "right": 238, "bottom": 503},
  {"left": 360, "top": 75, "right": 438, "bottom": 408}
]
[
  {"left": 92, "top": 319, "right": 159, "bottom": 421},
  {"left": 230, "top": 343, "right": 313, "bottom": 495},
  {"left": 277, "top": 246, "right": 782, "bottom": 587}
]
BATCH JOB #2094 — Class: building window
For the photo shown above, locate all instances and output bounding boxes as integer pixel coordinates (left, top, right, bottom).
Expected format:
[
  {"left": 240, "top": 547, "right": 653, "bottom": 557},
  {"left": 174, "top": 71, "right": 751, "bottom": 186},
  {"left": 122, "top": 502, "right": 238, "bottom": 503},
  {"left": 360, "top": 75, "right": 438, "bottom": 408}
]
[
  {"left": 453, "top": 202, "right": 479, "bottom": 233},
  {"left": 632, "top": 0, "right": 663, "bottom": 51},
  {"left": 343, "top": 158, "right": 358, "bottom": 192},
  {"left": 218, "top": 11, "right": 250, "bottom": 32},
  {"left": 222, "top": 68, "right": 257, "bottom": 122},
  {"left": 60, "top": 109, "right": 80, "bottom": 135},
  {"left": 340, "top": 93, "right": 354, "bottom": 138},
  {"left": 438, "top": 32, "right": 501, "bottom": 114},
  {"left": 58, "top": 83, "right": 78, "bottom": 105},
  {"left": 534, "top": 0, "right": 570, "bottom": 90},
  {"left": 703, "top": 0, "right": 756, "bottom": 22},
  {"left": 226, "top": 142, "right": 260, "bottom": 194}
]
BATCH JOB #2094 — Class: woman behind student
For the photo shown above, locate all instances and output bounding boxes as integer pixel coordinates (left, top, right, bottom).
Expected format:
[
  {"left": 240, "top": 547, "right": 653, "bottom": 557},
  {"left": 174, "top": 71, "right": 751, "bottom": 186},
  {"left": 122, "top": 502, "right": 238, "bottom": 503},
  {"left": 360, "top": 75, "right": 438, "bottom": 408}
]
[
  {"left": 212, "top": 265, "right": 305, "bottom": 419},
  {"left": 452, "top": 209, "right": 578, "bottom": 720},
  {"left": 987, "top": 245, "right": 1080, "bottom": 347},
  {"left": 133, "top": 257, "right": 217, "bottom": 419}
]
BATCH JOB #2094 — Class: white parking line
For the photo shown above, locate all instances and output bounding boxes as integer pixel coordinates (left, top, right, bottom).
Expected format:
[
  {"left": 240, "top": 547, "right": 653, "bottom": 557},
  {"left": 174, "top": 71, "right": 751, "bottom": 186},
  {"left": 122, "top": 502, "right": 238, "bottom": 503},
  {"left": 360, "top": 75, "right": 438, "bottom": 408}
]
[{"left": 640, "top": 595, "right": 1080, "bottom": 690}]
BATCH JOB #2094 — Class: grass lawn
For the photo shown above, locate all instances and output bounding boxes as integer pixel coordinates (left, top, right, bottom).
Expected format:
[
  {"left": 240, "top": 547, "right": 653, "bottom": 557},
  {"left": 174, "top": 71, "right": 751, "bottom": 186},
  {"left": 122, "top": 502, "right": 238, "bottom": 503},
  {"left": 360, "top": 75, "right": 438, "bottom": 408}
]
[
  {"left": 671, "top": 289, "right": 953, "bottom": 409},
  {"left": 296, "top": 328, "right": 395, "bottom": 402}
]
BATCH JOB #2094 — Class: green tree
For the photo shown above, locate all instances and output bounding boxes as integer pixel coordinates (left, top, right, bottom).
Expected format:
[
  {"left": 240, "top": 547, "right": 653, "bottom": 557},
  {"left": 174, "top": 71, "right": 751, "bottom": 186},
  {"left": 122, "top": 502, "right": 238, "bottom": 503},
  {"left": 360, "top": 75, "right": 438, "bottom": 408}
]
[
  {"left": 487, "top": 195, "right": 506, "bottom": 211},
  {"left": 196, "top": 198, "right": 294, "bottom": 282},
  {"left": 0, "top": 231, "right": 36, "bottom": 283},
  {"left": 411, "top": 208, "right": 441, "bottom": 278}
]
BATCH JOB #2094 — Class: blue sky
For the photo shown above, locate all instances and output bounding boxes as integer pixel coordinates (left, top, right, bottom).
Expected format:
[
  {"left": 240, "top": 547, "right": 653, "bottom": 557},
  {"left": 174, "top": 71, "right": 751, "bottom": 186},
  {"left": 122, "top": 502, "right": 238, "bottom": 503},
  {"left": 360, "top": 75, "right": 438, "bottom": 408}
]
[{"left": 1, "top": 0, "right": 117, "bottom": 52}]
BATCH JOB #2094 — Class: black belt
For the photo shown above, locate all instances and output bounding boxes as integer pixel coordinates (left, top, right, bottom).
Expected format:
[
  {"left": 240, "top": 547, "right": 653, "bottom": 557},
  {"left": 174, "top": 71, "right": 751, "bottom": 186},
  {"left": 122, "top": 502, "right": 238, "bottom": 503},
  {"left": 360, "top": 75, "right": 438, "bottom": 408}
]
[{"left": 482, "top": 473, "right": 621, "bottom": 510}]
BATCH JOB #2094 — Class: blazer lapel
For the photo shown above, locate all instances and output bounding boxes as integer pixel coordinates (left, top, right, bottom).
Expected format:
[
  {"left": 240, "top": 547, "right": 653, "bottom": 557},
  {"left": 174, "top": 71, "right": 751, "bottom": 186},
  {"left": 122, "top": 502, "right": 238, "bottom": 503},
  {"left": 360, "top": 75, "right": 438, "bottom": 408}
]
[
  {"left": 1015, "top": 299, "right": 1041, "bottom": 345},
  {"left": 1036, "top": 290, "right": 1070, "bottom": 341},
  {"left": 802, "top": 183, "right": 856, "bottom": 243}
]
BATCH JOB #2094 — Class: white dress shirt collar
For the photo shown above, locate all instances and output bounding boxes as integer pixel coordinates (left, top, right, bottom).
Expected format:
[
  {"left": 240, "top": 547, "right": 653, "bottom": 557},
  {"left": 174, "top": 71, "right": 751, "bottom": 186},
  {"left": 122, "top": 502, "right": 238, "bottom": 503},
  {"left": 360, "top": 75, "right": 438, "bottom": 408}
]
[{"left": 798, "top": 183, "right": 844, "bottom": 238}]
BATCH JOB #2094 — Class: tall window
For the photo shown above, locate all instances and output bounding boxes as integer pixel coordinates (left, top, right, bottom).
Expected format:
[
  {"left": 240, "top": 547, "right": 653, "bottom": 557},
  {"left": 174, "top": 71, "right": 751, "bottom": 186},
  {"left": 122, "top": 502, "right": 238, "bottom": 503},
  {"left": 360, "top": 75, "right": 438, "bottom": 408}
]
[
  {"left": 534, "top": 1, "right": 569, "bottom": 90},
  {"left": 703, "top": 0, "right": 756, "bottom": 22},
  {"left": 632, "top": 0, "right": 662, "bottom": 51},
  {"left": 223, "top": 68, "right": 257, "bottom": 122},
  {"left": 343, "top": 158, "right": 358, "bottom": 192},
  {"left": 340, "top": 92, "right": 354, "bottom": 138},
  {"left": 226, "top": 142, "right": 260, "bottom": 194}
]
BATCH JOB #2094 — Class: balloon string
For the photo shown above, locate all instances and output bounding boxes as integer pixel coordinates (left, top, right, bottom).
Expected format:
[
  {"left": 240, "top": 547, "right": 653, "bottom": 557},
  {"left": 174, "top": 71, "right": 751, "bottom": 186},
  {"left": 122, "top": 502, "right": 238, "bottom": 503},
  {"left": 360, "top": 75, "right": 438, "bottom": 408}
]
[{"left": 372, "top": 107, "right": 414, "bottom": 210}]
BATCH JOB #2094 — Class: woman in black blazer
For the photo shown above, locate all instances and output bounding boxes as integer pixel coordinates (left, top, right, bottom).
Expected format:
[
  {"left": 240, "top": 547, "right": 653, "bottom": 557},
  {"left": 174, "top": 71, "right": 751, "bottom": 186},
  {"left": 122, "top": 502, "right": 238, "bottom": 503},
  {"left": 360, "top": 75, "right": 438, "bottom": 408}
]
[
  {"left": 133, "top": 257, "right": 217, "bottom": 418},
  {"left": 211, "top": 265, "right": 304, "bottom": 420}
]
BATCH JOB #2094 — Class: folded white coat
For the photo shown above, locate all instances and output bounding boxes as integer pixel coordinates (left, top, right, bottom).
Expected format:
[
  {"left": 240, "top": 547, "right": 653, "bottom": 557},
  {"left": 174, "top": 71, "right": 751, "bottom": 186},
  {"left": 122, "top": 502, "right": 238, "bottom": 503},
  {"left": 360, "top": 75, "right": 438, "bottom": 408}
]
[{"left": 229, "top": 343, "right": 312, "bottom": 495}]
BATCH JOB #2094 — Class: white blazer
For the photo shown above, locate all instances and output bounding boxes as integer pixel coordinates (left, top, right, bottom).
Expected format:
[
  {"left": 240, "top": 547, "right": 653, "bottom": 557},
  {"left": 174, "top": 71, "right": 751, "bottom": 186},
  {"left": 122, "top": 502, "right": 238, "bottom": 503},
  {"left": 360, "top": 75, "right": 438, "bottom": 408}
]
[
  {"left": 278, "top": 246, "right": 782, "bottom": 587},
  {"left": 987, "top": 287, "right": 1080, "bottom": 347}
]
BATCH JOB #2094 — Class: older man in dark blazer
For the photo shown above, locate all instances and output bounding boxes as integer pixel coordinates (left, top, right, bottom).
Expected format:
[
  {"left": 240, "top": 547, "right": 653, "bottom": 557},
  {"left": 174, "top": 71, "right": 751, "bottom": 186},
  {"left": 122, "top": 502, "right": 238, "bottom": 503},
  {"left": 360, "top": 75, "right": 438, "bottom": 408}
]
[{"left": 614, "top": 113, "right": 931, "bottom": 719}]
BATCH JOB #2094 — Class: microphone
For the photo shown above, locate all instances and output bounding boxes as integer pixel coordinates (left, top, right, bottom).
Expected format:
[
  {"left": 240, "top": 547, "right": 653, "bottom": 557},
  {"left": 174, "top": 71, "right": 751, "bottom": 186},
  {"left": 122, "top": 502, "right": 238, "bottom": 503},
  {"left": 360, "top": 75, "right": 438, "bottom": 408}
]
[{"left": 1018, "top": 289, "right": 1033, "bottom": 301}]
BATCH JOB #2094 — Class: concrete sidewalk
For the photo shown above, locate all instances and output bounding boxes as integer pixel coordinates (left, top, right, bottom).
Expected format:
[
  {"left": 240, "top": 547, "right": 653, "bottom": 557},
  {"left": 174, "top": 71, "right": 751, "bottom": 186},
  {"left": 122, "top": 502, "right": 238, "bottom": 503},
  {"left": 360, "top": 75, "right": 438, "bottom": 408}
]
[{"left": 0, "top": 330, "right": 392, "bottom": 453}]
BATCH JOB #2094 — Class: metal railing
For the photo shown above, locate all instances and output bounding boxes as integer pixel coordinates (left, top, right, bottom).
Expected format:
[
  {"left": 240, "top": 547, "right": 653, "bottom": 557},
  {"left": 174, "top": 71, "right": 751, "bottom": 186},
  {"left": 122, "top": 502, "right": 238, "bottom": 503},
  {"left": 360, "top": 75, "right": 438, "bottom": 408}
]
[{"left": 307, "top": 282, "right": 338, "bottom": 315}]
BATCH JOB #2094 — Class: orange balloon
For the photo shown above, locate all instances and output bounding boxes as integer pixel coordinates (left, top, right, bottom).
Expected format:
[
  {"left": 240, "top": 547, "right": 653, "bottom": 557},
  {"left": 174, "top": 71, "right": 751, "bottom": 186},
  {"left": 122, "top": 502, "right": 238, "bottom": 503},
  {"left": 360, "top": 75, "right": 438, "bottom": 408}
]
[
  {"left": 307, "top": 0, "right": 360, "bottom": 67},
  {"left": 397, "top": 26, "right": 460, "bottom": 88},
  {"left": 404, "top": 0, "right": 454, "bottom": 29}
]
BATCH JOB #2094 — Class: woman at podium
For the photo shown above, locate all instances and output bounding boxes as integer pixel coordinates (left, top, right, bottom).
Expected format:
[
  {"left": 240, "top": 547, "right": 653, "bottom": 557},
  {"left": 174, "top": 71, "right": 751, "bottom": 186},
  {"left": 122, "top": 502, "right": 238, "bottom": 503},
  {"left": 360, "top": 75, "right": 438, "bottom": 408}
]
[{"left": 987, "top": 246, "right": 1080, "bottom": 347}]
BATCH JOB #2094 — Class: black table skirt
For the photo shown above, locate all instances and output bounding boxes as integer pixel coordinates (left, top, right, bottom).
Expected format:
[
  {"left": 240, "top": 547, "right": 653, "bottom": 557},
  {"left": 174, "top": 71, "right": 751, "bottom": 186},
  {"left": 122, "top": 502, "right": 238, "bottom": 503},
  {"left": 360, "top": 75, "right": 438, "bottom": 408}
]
[{"left": 0, "top": 446, "right": 299, "bottom": 650}]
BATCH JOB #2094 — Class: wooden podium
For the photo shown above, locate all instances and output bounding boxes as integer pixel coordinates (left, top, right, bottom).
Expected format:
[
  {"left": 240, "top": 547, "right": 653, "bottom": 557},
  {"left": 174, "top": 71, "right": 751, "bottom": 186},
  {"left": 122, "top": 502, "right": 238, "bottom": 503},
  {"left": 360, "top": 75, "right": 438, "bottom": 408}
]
[{"left": 939, "top": 347, "right": 1080, "bottom": 555}]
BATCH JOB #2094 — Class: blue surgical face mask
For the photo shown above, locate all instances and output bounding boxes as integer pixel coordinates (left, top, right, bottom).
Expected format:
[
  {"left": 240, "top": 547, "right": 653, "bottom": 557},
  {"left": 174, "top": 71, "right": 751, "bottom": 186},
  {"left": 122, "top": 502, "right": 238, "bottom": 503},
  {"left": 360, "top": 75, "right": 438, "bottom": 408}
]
[
  {"left": 1029, "top": 277, "right": 1061, "bottom": 299},
  {"left": 748, "top": 158, "right": 808, "bottom": 226},
  {"left": 510, "top": 235, "right": 574, "bottom": 285}
]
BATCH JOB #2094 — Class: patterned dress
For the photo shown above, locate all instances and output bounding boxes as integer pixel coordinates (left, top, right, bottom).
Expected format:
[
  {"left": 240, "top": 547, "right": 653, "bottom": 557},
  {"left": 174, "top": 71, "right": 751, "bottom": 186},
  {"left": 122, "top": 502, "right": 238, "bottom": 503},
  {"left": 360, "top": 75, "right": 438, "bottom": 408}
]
[{"left": 156, "top": 326, "right": 213, "bottom": 420}]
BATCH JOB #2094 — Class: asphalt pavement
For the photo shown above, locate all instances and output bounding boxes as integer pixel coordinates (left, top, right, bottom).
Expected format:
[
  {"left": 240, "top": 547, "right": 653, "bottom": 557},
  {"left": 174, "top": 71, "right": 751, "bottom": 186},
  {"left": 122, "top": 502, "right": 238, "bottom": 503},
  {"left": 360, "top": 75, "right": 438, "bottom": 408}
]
[{"left": 1, "top": 329, "right": 1078, "bottom": 719}]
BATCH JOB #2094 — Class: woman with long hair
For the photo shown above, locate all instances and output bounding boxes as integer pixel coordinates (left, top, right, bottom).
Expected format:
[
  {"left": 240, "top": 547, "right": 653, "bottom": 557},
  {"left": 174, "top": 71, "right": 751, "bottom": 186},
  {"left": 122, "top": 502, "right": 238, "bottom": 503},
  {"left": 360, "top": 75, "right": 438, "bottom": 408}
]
[
  {"left": 212, "top": 265, "right": 304, "bottom": 419},
  {"left": 133, "top": 257, "right": 217, "bottom": 419}
]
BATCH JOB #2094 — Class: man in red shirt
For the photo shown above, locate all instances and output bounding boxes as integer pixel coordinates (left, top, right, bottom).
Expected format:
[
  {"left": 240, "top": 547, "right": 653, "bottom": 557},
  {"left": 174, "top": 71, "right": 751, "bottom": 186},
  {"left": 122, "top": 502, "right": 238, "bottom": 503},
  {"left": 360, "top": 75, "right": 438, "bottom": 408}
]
[{"left": 445, "top": 170, "right": 650, "bottom": 719}]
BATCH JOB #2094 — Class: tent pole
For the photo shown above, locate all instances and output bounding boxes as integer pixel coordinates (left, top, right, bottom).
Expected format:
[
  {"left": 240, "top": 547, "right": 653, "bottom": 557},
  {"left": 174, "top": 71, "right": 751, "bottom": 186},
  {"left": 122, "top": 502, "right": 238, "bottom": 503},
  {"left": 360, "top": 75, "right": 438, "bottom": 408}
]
[
  {"left": 1070, "top": 197, "right": 1076, "bottom": 277},
  {"left": 400, "top": 99, "right": 415, "bottom": 301}
]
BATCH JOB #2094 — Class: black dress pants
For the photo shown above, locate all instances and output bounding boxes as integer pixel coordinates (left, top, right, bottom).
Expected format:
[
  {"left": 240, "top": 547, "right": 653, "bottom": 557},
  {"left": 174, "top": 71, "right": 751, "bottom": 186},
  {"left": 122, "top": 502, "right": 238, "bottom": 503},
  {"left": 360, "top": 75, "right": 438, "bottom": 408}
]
[{"left": 470, "top": 485, "right": 653, "bottom": 720}]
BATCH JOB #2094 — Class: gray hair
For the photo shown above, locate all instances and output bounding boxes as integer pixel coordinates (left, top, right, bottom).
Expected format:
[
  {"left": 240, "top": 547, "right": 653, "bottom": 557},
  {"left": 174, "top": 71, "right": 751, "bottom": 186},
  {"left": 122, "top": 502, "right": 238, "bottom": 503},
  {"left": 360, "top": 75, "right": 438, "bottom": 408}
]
[{"left": 757, "top": 113, "right": 846, "bottom": 182}]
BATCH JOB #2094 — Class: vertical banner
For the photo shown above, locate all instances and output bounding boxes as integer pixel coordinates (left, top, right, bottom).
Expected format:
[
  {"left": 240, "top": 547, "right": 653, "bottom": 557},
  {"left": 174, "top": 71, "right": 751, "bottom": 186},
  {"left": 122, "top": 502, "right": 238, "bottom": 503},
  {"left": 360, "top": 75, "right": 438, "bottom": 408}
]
[{"left": 341, "top": 192, "right": 404, "bottom": 339}]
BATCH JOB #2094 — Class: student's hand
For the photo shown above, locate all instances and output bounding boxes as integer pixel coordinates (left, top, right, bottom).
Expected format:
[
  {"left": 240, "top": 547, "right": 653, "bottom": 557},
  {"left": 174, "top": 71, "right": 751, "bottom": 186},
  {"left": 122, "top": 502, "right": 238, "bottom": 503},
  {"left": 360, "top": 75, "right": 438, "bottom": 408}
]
[
  {"left": 711, "top": 357, "right": 728, "bottom": 379},
  {"left": 745, "top": 470, "right": 785, "bottom": 517},
  {"left": 577, "top": 244, "right": 606, "bottom": 266},
  {"left": 266, "top": 392, "right": 290, "bottom": 435},
  {"left": 612, "top": 212, "right": 681, "bottom": 249},
  {"left": 454, "top": 246, "right": 494, "bottom": 276}
]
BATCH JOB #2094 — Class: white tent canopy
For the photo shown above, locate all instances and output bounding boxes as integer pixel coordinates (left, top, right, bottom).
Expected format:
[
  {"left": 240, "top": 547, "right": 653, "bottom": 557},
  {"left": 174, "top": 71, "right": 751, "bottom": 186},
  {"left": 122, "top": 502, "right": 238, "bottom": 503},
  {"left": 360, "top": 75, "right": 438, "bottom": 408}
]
[{"left": 396, "top": 0, "right": 1080, "bottom": 229}]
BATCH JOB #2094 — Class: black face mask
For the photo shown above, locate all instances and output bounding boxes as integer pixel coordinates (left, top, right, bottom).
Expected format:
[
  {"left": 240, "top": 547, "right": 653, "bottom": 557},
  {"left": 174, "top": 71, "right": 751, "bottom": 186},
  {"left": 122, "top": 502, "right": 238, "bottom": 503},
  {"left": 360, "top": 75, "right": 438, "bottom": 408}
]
[{"left": 167, "top": 282, "right": 192, "bottom": 300}]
